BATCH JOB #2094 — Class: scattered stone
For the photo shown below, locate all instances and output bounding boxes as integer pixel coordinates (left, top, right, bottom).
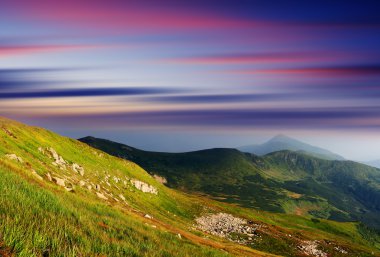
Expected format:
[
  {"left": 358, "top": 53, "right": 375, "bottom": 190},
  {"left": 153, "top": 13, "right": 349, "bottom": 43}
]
[
  {"left": 95, "top": 184, "right": 101, "bottom": 191},
  {"left": 334, "top": 246, "right": 348, "bottom": 254},
  {"left": 298, "top": 241, "right": 327, "bottom": 257},
  {"left": 131, "top": 179, "right": 158, "bottom": 195},
  {"left": 46, "top": 172, "right": 52, "bottom": 181},
  {"left": 72, "top": 163, "right": 85, "bottom": 176},
  {"left": 65, "top": 187, "right": 74, "bottom": 192},
  {"left": 177, "top": 233, "right": 182, "bottom": 239},
  {"left": 5, "top": 154, "right": 23, "bottom": 163},
  {"left": 119, "top": 194, "right": 126, "bottom": 201},
  {"left": 87, "top": 185, "right": 92, "bottom": 191},
  {"left": 153, "top": 174, "right": 167, "bottom": 184},
  {"left": 79, "top": 180, "right": 86, "bottom": 187},
  {"left": 31, "top": 170, "right": 43, "bottom": 181},
  {"left": 96, "top": 192, "right": 108, "bottom": 200},
  {"left": 52, "top": 177, "right": 65, "bottom": 187},
  {"left": 144, "top": 214, "right": 153, "bottom": 219}
]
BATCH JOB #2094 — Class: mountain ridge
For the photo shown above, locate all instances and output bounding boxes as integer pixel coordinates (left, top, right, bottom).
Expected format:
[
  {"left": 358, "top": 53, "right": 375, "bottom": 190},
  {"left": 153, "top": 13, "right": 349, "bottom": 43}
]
[
  {"left": 1, "top": 117, "right": 380, "bottom": 256},
  {"left": 80, "top": 136, "right": 380, "bottom": 230}
]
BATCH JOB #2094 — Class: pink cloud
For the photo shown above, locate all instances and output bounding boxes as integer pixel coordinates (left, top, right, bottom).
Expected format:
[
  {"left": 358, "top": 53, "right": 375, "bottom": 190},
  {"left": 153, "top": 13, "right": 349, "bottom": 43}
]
[
  {"left": 0, "top": 44, "right": 103, "bottom": 58},
  {"left": 6, "top": 1, "right": 262, "bottom": 34},
  {"left": 164, "top": 52, "right": 337, "bottom": 65}
]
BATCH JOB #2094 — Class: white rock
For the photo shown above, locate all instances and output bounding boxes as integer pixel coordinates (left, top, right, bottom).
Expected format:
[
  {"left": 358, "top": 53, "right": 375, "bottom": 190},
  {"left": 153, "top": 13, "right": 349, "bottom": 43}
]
[
  {"left": 72, "top": 163, "right": 84, "bottom": 176},
  {"left": 96, "top": 192, "right": 108, "bottom": 200},
  {"left": 144, "top": 214, "right": 153, "bottom": 219},
  {"left": 52, "top": 177, "right": 65, "bottom": 187},
  {"left": 31, "top": 170, "right": 43, "bottom": 181},
  {"left": 130, "top": 179, "right": 158, "bottom": 195},
  {"left": 5, "top": 154, "right": 23, "bottom": 163},
  {"left": 153, "top": 174, "right": 167, "bottom": 184},
  {"left": 46, "top": 172, "right": 52, "bottom": 181}
]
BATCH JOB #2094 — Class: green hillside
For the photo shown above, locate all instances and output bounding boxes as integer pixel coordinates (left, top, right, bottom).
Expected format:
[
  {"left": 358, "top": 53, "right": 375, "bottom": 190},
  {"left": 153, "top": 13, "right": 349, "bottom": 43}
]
[
  {"left": 80, "top": 136, "right": 380, "bottom": 230},
  {"left": 1, "top": 117, "right": 380, "bottom": 257}
]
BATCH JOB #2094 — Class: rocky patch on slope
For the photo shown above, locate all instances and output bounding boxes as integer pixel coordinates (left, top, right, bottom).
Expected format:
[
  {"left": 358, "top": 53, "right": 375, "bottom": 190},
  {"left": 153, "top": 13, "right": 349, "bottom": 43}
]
[
  {"left": 195, "top": 213, "right": 261, "bottom": 244},
  {"left": 297, "top": 241, "right": 327, "bottom": 257}
]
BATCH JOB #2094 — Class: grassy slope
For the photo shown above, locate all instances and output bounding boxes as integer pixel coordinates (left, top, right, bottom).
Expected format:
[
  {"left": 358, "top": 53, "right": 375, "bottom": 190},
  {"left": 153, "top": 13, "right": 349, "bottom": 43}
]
[
  {"left": 0, "top": 117, "right": 260, "bottom": 257},
  {"left": 0, "top": 118, "right": 379, "bottom": 256},
  {"left": 80, "top": 137, "right": 380, "bottom": 230}
]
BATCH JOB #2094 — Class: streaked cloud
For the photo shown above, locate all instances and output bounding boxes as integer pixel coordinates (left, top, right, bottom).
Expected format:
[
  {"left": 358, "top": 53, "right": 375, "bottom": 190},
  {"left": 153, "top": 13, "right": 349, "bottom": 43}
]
[
  {"left": 0, "top": 87, "right": 176, "bottom": 99},
  {"left": 232, "top": 65, "right": 380, "bottom": 76},
  {"left": 1, "top": 0, "right": 380, "bottom": 156},
  {"left": 0, "top": 44, "right": 102, "bottom": 58}
]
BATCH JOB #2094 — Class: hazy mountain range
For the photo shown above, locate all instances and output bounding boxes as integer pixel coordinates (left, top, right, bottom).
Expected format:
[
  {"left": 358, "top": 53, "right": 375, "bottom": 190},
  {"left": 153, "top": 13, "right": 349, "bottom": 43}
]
[
  {"left": 238, "top": 134, "right": 345, "bottom": 160},
  {"left": 364, "top": 159, "right": 380, "bottom": 169}
]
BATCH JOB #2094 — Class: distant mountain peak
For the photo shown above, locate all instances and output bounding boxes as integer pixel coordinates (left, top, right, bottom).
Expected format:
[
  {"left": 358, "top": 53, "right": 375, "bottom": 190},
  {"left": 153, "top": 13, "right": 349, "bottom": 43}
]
[
  {"left": 272, "top": 134, "right": 289, "bottom": 139},
  {"left": 269, "top": 134, "right": 298, "bottom": 142},
  {"left": 238, "top": 134, "right": 344, "bottom": 161}
]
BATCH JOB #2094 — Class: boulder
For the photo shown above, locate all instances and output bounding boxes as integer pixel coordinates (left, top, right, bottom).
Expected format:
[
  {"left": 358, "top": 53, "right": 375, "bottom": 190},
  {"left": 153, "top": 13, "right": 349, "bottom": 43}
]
[
  {"left": 42, "top": 147, "right": 67, "bottom": 168},
  {"left": 52, "top": 177, "right": 65, "bottom": 187},
  {"left": 72, "top": 163, "right": 84, "bottom": 176},
  {"left": 118, "top": 194, "right": 126, "bottom": 201},
  {"left": 96, "top": 192, "right": 108, "bottom": 200},
  {"left": 144, "top": 214, "right": 153, "bottom": 219},
  {"left": 5, "top": 154, "right": 23, "bottom": 163},
  {"left": 65, "top": 187, "right": 74, "bottom": 192}
]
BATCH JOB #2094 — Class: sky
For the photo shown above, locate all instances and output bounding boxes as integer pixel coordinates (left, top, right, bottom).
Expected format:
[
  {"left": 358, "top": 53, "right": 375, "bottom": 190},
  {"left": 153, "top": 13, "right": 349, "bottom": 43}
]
[{"left": 1, "top": 0, "right": 380, "bottom": 160}]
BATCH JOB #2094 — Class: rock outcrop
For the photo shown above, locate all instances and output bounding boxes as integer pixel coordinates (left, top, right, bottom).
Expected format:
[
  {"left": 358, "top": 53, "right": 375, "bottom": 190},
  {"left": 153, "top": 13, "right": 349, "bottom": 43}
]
[
  {"left": 298, "top": 241, "right": 327, "bottom": 257},
  {"left": 39, "top": 147, "right": 67, "bottom": 169},
  {"left": 130, "top": 179, "right": 158, "bottom": 195},
  {"left": 153, "top": 174, "right": 167, "bottom": 184}
]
